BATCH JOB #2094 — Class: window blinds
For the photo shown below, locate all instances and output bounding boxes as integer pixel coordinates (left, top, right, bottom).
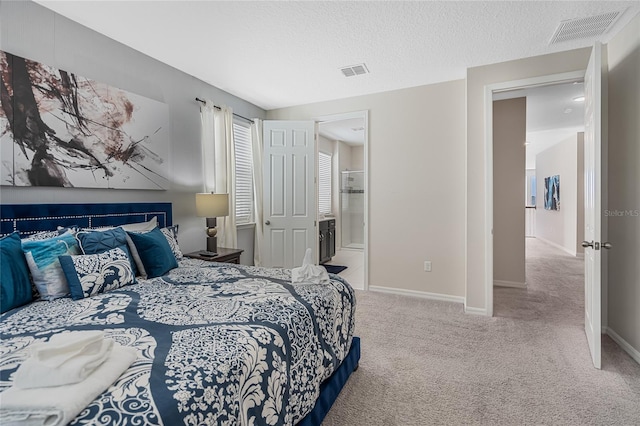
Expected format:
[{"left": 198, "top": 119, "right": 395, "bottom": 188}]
[
  {"left": 233, "top": 122, "right": 254, "bottom": 224},
  {"left": 318, "top": 152, "right": 332, "bottom": 215}
]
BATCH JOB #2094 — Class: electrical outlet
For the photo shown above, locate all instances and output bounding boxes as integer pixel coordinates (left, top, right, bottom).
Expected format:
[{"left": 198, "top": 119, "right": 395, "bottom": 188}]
[{"left": 424, "top": 261, "right": 432, "bottom": 272}]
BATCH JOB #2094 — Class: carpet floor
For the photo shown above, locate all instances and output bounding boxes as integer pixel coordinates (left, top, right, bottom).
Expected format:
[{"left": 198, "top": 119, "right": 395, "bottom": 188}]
[{"left": 322, "top": 238, "right": 640, "bottom": 425}]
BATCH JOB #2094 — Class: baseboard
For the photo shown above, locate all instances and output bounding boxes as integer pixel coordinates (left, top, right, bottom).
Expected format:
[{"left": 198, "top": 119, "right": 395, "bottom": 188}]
[
  {"left": 535, "top": 236, "right": 577, "bottom": 257},
  {"left": 494, "top": 280, "right": 527, "bottom": 288},
  {"left": 368, "top": 286, "right": 465, "bottom": 304},
  {"left": 463, "top": 305, "right": 487, "bottom": 316},
  {"left": 605, "top": 327, "right": 640, "bottom": 365}
]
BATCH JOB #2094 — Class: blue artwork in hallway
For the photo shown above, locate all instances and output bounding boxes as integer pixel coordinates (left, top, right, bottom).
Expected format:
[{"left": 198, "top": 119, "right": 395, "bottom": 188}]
[{"left": 544, "top": 175, "right": 560, "bottom": 211}]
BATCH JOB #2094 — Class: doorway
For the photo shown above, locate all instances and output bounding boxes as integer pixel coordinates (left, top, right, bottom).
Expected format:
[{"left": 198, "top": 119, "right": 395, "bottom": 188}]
[
  {"left": 316, "top": 111, "right": 368, "bottom": 290},
  {"left": 482, "top": 70, "right": 586, "bottom": 315},
  {"left": 492, "top": 81, "right": 586, "bottom": 320}
]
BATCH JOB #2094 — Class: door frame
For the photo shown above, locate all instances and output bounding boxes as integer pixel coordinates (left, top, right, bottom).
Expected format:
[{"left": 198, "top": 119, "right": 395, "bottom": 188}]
[
  {"left": 483, "top": 70, "right": 587, "bottom": 317},
  {"left": 315, "top": 110, "right": 369, "bottom": 291}
]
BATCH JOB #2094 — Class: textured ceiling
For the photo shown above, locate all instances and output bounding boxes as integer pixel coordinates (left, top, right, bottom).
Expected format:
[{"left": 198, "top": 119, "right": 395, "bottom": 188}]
[{"left": 35, "top": 1, "right": 640, "bottom": 110}]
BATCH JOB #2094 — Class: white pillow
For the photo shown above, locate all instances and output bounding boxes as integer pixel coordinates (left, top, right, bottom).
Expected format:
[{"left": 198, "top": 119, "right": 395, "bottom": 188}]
[{"left": 120, "top": 217, "right": 158, "bottom": 232}]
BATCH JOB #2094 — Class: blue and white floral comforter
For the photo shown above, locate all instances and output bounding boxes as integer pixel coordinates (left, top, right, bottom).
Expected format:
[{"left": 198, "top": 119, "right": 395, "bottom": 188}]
[{"left": 0, "top": 259, "right": 356, "bottom": 425}]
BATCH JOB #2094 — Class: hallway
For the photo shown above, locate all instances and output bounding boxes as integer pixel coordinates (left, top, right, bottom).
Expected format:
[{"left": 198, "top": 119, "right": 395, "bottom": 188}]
[
  {"left": 494, "top": 238, "right": 584, "bottom": 325},
  {"left": 494, "top": 238, "right": 638, "bottom": 373}
]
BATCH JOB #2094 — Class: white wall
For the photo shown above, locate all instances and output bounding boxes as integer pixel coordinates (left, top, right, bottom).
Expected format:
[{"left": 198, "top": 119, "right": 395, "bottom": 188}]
[
  {"left": 268, "top": 80, "right": 467, "bottom": 299},
  {"left": 337, "top": 141, "right": 352, "bottom": 173},
  {"left": 466, "top": 48, "right": 592, "bottom": 311},
  {"left": 606, "top": 12, "right": 640, "bottom": 358},
  {"left": 0, "top": 0, "right": 265, "bottom": 255},
  {"left": 351, "top": 146, "right": 364, "bottom": 171},
  {"left": 535, "top": 134, "right": 580, "bottom": 256},
  {"left": 318, "top": 135, "right": 335, "bottom": 156},
  {"left": 236, "top": 225, "right": 255, "bottom": 265}
]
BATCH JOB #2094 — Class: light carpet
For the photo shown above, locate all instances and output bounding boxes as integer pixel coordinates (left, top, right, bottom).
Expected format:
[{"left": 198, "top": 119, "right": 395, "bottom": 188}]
[{"left": 323, "top": 238, "right": 640, "bottom": 425}]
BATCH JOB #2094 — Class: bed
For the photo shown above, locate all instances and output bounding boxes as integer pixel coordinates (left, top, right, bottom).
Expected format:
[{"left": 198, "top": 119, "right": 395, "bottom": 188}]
[{"left": 0, "top": 203, "right": 360, "bottom": 426}]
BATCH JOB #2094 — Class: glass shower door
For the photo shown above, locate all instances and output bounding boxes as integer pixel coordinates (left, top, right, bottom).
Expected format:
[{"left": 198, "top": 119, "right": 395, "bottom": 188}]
[{"left": 340, "top": 171, "right": 364, "bottom": 250}]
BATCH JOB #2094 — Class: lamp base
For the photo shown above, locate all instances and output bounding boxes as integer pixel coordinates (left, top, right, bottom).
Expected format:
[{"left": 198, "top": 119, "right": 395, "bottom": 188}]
[
  {"left": 205, "top": 217, "right": 218, "bottom": 252},
  {"left": 206, "top": 236, "right": 218, "bottom": 253}
]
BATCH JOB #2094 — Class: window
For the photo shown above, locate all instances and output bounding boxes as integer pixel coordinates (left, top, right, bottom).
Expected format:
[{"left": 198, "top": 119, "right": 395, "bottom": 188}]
[
  {"left": 318, "top": 152, "right": 332, "bottom": 215},
  {"left": 233, "top": 121, "right": 254, "bottom": 224},
  {"left": 525, "top": 169, "right": 536, "bottom": 207}
]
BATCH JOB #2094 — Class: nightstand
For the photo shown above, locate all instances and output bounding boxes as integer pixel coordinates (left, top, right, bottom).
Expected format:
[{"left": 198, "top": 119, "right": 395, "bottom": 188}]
[{"left": 184, "top": 247, "right": 244, "bottom": 264}]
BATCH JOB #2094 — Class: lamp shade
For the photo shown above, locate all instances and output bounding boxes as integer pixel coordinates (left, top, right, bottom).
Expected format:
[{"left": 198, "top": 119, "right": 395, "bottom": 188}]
[{"left": 196, "top": 193, "right": 229, "bottom": 217}]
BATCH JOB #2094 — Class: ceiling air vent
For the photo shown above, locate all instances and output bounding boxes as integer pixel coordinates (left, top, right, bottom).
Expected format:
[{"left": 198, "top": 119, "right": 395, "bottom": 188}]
[
  {"left": 340, "top": 63, "right": 369, "bottom": 77},
  {"left": 550, "top": 10, "right": 623, "bottom": 44}
]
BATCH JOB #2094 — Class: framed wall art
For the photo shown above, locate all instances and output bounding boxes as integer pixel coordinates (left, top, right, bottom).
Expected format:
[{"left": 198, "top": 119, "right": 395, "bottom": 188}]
[
  {"left": 544, "top": 175, "right": 560, "bottom": 211},
  {"left": 0, "top": 50, "right": 169, "bottom": 190}
]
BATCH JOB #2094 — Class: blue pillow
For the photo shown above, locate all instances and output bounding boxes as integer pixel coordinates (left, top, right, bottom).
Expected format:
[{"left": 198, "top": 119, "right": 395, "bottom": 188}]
[
  {"left": 21, "top": 230, "right": 81, "bottom": 300},
  {"left": 127, "top": 227, "right": 178, "bottom": 278},
  {"left": 76, "top": 227, "right": 138, "bottom": 276},
  {"left": 60, "top": 247, "right": 136, "bottom": 300},
  {"left": 1, "top": 232, "right": 33, "bottom": 313}
]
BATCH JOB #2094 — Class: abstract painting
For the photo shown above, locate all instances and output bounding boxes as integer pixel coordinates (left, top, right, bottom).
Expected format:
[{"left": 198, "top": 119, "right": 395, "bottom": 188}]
[
  {"left": 0, "top": 50, "right": 169, "bottom": 189},
  {"left": 544, "top": 175, "right": 560, "bottom": 211}
]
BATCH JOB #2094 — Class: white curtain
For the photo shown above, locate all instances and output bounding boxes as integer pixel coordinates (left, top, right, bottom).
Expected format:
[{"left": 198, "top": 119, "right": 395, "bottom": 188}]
[
  {"left": 200, "top": 101, "right": 216, "bottom": 192},
  {"left": 213, "top": 106, "right": 237, "bottom": 248},
  {"left": 250, "top": 119, "right": 264, "bottom": 266},
  {"left": 200, "top": 102, "right": 237, "bottom": 249}
]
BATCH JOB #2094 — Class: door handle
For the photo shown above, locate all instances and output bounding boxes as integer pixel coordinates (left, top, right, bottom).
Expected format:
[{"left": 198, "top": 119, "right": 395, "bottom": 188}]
[
  {"left": 602, "top": 242, "right": 613, "bottom": 250},
  {"left": 581, "top": 240, "right": 594, "bottom": 248},
  {"left": 265, "top": 220, "right": 271, "bottom": 226}
]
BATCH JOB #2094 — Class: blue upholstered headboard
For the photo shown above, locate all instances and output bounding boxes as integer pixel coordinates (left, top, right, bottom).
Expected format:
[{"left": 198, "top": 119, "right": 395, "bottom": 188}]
[{"left": 0, "top": 203, "right": 172, "bottom": 236}]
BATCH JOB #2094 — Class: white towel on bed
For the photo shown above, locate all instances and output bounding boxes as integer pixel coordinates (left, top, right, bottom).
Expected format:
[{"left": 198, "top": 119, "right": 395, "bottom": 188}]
[
  {"left": 0, "top": 343, "right": 137, "bottom": 426},
  {"left": 291, "top": 248, "right": 330, "bottom": 284},
  {"left": 13, "top": 331, "right": 113, "bottom": 389}
]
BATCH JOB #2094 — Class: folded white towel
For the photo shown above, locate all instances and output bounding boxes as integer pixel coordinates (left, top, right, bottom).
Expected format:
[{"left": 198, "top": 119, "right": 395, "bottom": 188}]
[
  {"left": 0, "top": 343, "right": 137, "bottom": 426},
  {"left": 291, "top": 248, "right": 330, "bottom": 284},
  {"left": 13, "top": 331, "right": 113, "bottom": 389}
]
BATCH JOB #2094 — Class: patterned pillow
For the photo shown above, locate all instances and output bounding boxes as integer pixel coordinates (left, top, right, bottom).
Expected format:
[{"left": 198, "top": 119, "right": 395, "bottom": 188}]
[
  {"left": 21, "top": 230, "right": 81, "bottom": 300},
  {"left": 59, "top": 247, "right": 136, "bottom": 300},
  {"left": 76, "top": 226, "right": 148, "bottom": 279},
  {"left": 20, "top": 230, "right": 61, "bottom": 241},
  {"left": 75, "top": 227, "right": 138, "bottom": 276},
  {"left": 161, "top": 225, "right": 183, "bottom": 260},
  {"left": 20, "top": 226, "right": 78, "bottom": 241}
]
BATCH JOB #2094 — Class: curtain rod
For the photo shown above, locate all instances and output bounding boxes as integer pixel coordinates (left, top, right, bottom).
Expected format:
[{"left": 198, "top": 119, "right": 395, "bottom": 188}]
[{"left": 195, "top": 97, "right": 254, "bottom": 123}]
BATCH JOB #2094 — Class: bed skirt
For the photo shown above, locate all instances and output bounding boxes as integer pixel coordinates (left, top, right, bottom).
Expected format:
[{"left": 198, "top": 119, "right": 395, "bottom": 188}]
[{"left": 298, "top": 336, "right": 361, "bottom": 426}]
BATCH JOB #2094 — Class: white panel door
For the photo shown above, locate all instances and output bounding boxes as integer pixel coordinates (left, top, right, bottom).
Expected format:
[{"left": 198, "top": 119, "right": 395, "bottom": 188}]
[
  {"left": 263, "top": 121, "right": 317, "bottom": 268},
  {"left": 583, "top": 42, "right": 604, "bottom": 369}
]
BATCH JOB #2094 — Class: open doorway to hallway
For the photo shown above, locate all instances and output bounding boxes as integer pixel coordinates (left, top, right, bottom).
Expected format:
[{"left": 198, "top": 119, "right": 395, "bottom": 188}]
[{"left": 493, "top": 81, "right": 586, "bottom": 319}]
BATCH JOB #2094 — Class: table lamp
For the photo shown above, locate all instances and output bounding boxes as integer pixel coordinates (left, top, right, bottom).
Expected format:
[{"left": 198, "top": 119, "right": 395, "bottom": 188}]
[{"left": 196, "top": 192, "right": 229, "bottom": 253}]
